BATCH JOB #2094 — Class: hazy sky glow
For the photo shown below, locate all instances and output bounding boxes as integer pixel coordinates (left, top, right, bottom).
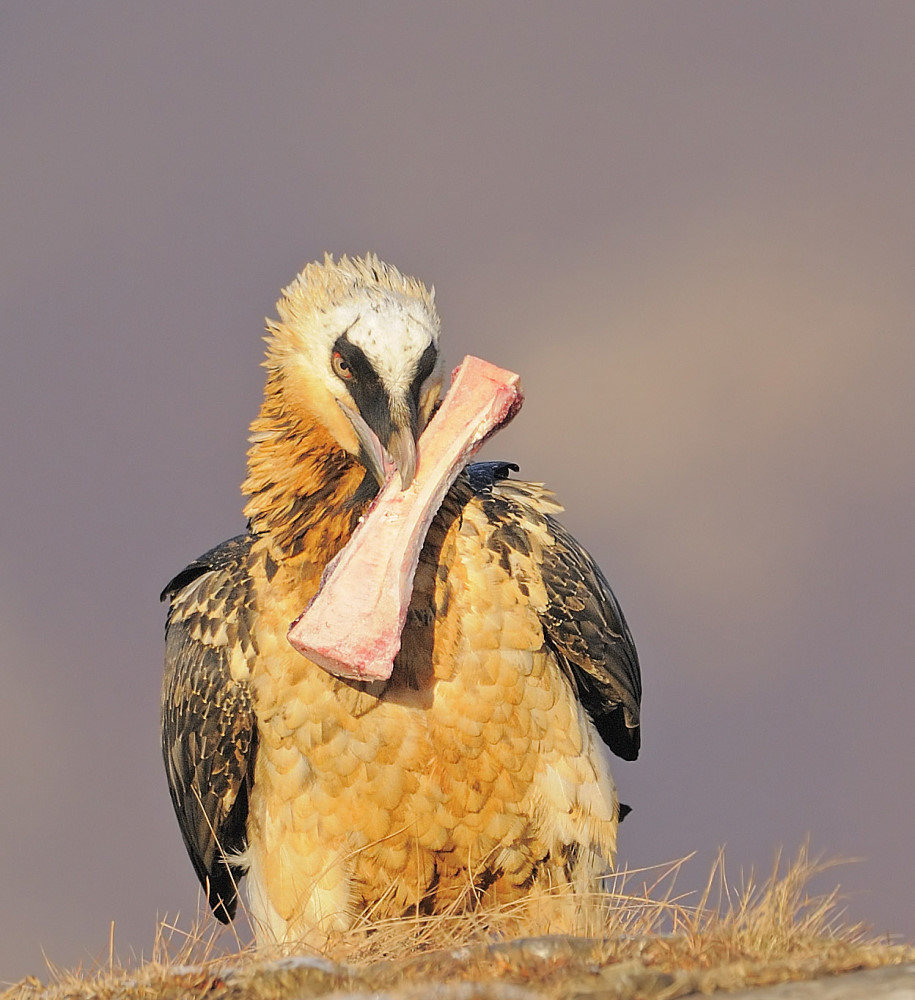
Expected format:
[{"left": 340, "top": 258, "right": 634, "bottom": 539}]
[{"left": 1, "top": 3, "right": 913, "bottom": 984}]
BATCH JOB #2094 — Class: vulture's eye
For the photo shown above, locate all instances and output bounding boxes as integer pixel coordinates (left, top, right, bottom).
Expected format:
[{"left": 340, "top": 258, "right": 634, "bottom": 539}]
[{"left": 332, "top": 351, "right": 353, "bottom": 380}]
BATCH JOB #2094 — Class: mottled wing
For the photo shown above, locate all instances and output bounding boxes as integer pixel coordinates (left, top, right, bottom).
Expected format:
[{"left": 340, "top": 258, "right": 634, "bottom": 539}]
[
  {"left": 538, "top": 513, "right": 641, "bottom": 760},
  {"left": 474, "top": 469, "right": 641, "bottom": 762},
  {"left": 160, "top": 534, "right": 258, "bottom": 922}
]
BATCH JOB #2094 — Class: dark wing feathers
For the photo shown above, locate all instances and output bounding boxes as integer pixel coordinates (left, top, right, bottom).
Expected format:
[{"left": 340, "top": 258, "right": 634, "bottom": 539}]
[
  {"left": 465, "top": 460, "right": 520, "bottom": 494},
  {"left": 160, "top": 534, "right": 257, "bottom": 922},
  {"left": 538, "top": 513, "right": 641, "bottom": 760},
  {"left": 472, "top": 468, "right": 642, "bottom": 762}
]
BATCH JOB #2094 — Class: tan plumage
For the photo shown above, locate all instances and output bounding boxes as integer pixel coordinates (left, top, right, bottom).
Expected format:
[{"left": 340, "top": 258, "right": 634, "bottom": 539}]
[{"left": 161, "top": 254, "right": 641, "bottom": 947}]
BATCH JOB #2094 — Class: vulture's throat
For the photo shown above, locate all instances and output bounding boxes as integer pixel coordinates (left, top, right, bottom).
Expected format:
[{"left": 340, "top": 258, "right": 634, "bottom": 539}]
[{"left": 243, "top": 409, "right": 370, "bottom": 562}]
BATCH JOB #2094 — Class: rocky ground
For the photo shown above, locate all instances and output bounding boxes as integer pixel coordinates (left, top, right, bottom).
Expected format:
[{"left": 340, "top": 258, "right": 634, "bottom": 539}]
[{"left": 5, "top": 851, "right": 912, "bottom": 1000}]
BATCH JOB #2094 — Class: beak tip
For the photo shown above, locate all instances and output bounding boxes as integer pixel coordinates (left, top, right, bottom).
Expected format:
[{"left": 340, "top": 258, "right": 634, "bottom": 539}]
[
  {"left": 388, "top": 424, "right": 418, "bottom": 491},
  {"left": 395, "top": 450, "right": 416, "bottom": 491}
]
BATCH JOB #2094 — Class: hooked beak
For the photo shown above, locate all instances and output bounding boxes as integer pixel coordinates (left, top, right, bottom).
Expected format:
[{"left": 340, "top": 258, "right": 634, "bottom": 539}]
[
  {"left": 385, "top": 421, "right": 417, "bottom": 489},
  {"left": 337, "top": 400, "right": 418, "bottom": 490}
]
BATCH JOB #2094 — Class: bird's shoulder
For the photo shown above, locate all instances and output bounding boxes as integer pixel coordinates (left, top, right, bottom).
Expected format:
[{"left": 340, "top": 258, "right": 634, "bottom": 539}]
[
  {"left": 160, "top": 533, "right": 258, "bottom": 922},
  {"left": 457, "top": 463, "right": 642, "bottom": 761}
]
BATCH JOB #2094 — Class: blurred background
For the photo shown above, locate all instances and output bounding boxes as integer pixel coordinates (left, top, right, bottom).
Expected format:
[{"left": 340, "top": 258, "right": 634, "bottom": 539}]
[{"left": 1, "top": 2, "right": 913, "bottom": 984}]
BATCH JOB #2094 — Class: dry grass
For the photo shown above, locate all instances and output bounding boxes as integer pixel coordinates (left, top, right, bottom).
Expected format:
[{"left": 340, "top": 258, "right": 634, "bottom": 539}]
[{"left": 4, "top": 847, "right": 912, "bottom": 1000}]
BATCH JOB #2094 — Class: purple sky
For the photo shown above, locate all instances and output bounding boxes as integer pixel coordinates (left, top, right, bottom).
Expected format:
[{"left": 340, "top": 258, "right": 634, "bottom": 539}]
[{"left": 2, "top": 3, "right": 913, "bottom": 984}]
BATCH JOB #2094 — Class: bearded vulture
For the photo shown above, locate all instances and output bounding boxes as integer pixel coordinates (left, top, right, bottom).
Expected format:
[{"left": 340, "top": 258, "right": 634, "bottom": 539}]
[{"left": 161, "top": 254, "right": 641, "bottom": 947}]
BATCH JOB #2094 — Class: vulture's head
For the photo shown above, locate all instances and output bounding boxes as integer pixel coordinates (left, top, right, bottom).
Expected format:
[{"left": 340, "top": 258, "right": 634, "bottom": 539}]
[{"left": 259, "top": 254, "right": 445, "bottom": 490}]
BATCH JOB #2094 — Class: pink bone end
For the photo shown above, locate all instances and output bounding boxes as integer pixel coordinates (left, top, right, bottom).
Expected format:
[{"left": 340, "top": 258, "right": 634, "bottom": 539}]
[{"left": 287, "top": 355, "right": 523, "bottom": 681}]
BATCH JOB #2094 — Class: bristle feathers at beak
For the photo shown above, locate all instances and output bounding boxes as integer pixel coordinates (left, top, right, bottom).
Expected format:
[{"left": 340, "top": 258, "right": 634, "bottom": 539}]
[
  {"left": 336, "top": 400, "right": 390, "bottom": 486},
  {"left": 336, "top": 399, "right": 417, "bottom": 490}
]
